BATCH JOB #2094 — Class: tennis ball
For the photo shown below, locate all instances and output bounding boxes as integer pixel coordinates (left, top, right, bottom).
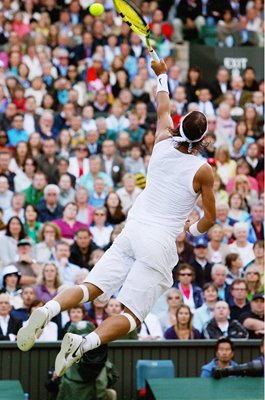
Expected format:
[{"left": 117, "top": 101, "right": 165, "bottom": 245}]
[{"left": 90, "top": 3, "right": 105, "bottom": 16}]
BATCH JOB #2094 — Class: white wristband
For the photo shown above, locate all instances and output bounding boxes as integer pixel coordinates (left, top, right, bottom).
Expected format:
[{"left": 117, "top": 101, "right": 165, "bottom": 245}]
[
  {"left": 189, "top": 221, "right": 202, "bottom": 237},
  {"left": 157, "top": 74, "right": 169, "bottom": 93}
]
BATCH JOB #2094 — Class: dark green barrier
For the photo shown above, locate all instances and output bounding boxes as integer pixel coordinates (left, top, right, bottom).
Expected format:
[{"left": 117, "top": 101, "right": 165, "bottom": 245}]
[{"left": 0, "top": 340, "right": 260, "bottom": 400}]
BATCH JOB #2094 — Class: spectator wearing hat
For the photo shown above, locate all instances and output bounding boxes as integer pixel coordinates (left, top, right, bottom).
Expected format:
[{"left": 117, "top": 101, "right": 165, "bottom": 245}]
[
  {"left": 14, "top": 239, "right": 41, "bottom": 287},
  {"left": 37, "top": 184, "right": 63, "bottom": 223},
  {"left": 0, "top": 293, "right": 22, "bottom": 341},
  {"left": 202, "top": 300, "right": 248, "bottom": 339},
  {"left": 0, "top": 265, "right": 23, "bottom": 309},
  {"left": 191, "top": 237, "right": 213, "bottom": 288},
  {"left": 239, "top": 293, "right": 264, "bottom": 339}
]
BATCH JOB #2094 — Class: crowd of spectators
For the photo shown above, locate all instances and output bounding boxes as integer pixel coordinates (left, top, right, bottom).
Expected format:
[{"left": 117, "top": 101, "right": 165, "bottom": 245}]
[{"left": 0, "top": 0, "right": 263, "bottom": 351}]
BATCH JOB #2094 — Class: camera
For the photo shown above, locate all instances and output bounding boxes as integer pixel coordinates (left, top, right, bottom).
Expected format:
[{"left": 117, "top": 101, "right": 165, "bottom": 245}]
[{"left": 213, "top": 359, "right": 264, "bottom": 379}]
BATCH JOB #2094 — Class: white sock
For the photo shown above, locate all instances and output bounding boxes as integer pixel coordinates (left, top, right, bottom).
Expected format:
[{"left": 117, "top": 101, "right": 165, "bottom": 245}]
[
  {"left": 82, "top": 332, "right": 101, "bottom": 353},
  {"left": 45, "top": 300, "right": 61, "bottom": 320}
]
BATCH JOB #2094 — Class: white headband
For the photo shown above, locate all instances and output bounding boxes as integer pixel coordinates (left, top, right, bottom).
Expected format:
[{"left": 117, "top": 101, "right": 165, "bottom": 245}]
[{"left": 172, "top": 111, "right": 208, "bottom": 146}]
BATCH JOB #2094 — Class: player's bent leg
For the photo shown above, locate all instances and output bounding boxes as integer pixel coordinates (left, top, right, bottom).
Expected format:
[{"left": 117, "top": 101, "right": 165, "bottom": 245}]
[
  {"left": 55, "top": 308, "right": 140, "bottom": 377},
  {"left": 17, "top": 283, "right": 102, "bottom": 352}
]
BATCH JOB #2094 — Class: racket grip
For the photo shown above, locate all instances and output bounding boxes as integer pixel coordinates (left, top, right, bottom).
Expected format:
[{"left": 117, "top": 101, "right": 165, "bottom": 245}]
[{"left": 149, "top": 49, "right": 160, "bottom": 62}]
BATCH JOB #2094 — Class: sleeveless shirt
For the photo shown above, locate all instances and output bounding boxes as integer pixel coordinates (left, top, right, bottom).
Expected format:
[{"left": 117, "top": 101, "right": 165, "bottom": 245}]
[{"left": 128, "top": 139, "right": 206, "bottom": 238}]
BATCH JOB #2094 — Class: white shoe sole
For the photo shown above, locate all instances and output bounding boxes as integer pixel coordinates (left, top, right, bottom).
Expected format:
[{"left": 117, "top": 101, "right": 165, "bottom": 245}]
[
  {"left": 17, "top": 307, "right": 48, "bottom": 352},
  {"left": 55, "top": 333, "right": 82, "bottom": 377}
]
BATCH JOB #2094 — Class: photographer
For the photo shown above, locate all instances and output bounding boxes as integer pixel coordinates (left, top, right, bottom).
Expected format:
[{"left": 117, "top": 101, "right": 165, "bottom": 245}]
[
  {"left": 201, "top": 337, "right": 238, "bottom": 378},
  {"left": 213, "top": 337, "right": 264, "bottom": 379}
]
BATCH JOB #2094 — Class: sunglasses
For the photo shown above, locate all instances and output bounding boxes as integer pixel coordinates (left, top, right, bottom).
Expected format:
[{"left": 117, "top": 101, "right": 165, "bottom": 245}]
[
  {"left": 179, "top": 273, "right": 192, "bottom": 277},
  {"left": 77, "top": 148, "right": 87, "bottom": 152}
]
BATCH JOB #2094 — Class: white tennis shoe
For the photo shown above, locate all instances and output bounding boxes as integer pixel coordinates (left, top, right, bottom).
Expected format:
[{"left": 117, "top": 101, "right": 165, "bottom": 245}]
[
  {"left": 17, "top": 307, "right": 49, "bottom": 351},
  {"left": 55, "top": 333, "right": 85, "bottom": 377}
]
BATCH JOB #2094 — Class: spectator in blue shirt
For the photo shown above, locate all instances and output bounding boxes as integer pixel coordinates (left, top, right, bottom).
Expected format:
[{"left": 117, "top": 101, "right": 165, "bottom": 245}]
[
  {"left": 7, "top": 113, "right": 28, "bottom": 147},
  {"left": 201, "top": 337, "right": 238, "bottom": 377}
]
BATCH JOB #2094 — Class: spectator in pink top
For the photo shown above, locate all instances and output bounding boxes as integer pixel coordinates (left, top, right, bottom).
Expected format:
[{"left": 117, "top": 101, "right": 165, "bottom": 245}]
[
  {"left": 54, "top": 202, "right": 87, "bottom": 244},
  {"left": 12, "top": 11, "right": 30, "bottom": 40}
]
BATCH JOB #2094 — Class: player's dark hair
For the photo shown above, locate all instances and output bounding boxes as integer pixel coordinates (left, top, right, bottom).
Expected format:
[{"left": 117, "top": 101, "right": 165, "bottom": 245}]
[{"left": 170, "top": 111, "right": 208, "bottom": 152}]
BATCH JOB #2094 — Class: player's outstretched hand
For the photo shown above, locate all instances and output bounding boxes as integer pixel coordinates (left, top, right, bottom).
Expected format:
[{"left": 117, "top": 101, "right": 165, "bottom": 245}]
[{"left": 151, "top": 59, "right": 167, "bottom": 76}]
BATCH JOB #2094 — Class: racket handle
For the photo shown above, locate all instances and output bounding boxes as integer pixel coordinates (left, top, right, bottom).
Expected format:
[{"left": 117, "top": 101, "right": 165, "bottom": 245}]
[{"left": 149, "top": 49, "right": 160, "bottom": 62}]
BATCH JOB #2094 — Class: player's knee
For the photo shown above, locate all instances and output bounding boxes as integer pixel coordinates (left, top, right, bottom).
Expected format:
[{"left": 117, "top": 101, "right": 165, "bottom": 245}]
[
  {"left": 79, "top": 284, "right": 89, "bottom": 303},
  {"left": 123, "top": 309, "right": 140, "bottom": 332}
]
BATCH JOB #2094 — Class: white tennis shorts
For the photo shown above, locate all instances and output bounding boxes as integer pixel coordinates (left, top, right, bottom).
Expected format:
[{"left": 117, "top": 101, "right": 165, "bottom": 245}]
[{"left": 84, "top": 219, "right": 178, "bottom": 322}]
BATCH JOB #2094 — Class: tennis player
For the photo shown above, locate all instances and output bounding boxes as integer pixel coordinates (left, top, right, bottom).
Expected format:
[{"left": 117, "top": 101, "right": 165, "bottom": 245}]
[{"left": 17, "top": 59, "right": 216, "bottom": 376}]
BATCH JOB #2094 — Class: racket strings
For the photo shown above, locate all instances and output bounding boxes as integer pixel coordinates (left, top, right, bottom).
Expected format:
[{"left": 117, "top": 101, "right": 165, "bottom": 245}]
[{"left": 114, "top": 0, "right": 149, "bottom": 36}]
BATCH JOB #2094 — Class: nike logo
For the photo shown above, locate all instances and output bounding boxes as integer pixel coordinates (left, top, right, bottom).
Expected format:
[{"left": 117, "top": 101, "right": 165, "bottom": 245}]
[
  {"left": 159, "top": 78, "right": 162, "bottom": 85},
  {"left": 72, "top": 342, "right": 82, "bottom": 358}
]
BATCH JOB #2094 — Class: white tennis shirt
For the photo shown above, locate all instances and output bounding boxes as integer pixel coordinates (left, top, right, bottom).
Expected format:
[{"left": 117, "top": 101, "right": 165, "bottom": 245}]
[{"left": 128, "top": 139, "right": 206, "bottom": 238}]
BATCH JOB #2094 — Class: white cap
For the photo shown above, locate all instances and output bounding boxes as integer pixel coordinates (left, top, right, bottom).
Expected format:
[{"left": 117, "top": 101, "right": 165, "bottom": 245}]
[{"left": 2, "top": 265, "right": 20, "bottom": 278}]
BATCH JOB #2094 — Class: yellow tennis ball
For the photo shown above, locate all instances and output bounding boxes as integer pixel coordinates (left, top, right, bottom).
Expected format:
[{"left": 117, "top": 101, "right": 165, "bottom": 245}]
[{"left": 90, "top": 3, "right": 105, "bottom": 16}]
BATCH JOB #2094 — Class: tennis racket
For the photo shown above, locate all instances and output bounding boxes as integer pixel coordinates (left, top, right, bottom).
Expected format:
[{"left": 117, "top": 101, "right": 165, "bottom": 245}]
[{"left": 113, "top": 0, "right": 160, "bottom": 62}]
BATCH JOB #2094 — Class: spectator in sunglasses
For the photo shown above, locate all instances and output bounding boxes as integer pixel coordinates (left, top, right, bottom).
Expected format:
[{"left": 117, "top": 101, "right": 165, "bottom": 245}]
[{"left": 173, "top": 263, "right": 203, "bottom": 313}]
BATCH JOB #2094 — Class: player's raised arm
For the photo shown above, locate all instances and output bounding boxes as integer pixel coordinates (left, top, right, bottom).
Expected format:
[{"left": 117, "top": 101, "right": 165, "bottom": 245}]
[
  {"left": 185, "top": 163, "right": 216, "bottom": 236},
  {"left": 151, "top": 59, "right": 174, "bottom": 143}
]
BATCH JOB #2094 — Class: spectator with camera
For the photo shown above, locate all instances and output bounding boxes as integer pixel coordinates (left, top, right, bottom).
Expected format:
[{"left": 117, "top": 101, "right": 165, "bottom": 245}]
[{"left": 201, "top": 337, "right": 238, "bottom": 378}]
